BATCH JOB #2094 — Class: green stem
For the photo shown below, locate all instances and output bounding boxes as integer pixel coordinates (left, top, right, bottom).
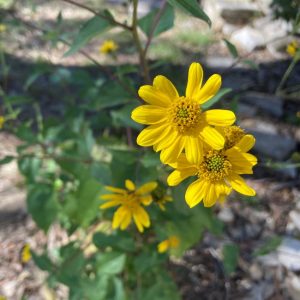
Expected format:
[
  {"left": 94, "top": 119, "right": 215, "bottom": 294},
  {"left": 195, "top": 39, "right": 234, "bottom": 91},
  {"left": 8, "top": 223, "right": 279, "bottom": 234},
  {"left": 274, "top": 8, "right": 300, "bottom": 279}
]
[
  {"left": 132, "top": 0, "right": 151, "bottom": 84},
  {"left": 276, "top": 55, "right": 300, "bottom": 95}
]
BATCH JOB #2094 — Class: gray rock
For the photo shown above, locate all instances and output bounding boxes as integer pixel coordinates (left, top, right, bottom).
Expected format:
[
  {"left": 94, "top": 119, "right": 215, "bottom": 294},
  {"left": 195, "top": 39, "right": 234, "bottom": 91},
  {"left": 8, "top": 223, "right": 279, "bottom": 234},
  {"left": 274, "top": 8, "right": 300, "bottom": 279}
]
[
  {"left": 278, "top": 238, "right": 300, "bottom": 271},
  {"left": 237, "top": 103, "right": 258, "bottom": 118},
  {"left": 248, "top": 130, "right": 296, "bottom": 160},
  {"left": 239, "top": 92, "right": 283, "bottom": 117},
  {"left": 217, "top": 207, "right": 234, "bottom": 223},
  {"left": 231, "top": 26, "right": 265, "bottom": 52}
]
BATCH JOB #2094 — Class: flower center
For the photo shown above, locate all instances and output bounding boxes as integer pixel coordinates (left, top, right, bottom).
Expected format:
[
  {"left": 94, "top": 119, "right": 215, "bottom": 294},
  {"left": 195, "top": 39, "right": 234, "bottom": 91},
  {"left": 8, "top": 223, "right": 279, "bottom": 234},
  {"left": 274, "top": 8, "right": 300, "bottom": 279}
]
[
  {"left": 169, "top": 97, "right": 201, "bottom": 134},
  {"left": 198, "top": 150, "right": 232, "bottom": 182},
  {"left": 223, "top": 126, "right": 245, "bottom": 149}
]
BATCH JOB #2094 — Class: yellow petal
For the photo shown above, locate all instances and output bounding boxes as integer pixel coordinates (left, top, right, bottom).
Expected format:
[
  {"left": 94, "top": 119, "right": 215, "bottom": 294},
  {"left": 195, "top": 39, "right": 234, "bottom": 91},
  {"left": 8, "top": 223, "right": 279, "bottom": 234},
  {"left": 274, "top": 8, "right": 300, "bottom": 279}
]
[
  {"left": 120, "top": 212, "right": 132, "bottom": 230},
  {"left": 158, "top": 240, "right": 169, "bottom": 253},
  {"left": 196, "top": 74, "right": 221, "bottom": 104},
  {"left": 105, "top": 186, "right": 127, "bottom": 194},
  {"left": 100, "top": 194, "right": 124, "bottom": 200},
  {"left": 160, "top": 136, "right": 185, "bottom": 164},
  {"left": 203, "top": 183, "right": 218, "bottom": 207},
  {"left": 125, "top": 179, "right": 135, "bottom": 191},
  {"left": 185, "top": 136, "right": 203, "bottom": 164},
  {"left": 138, "top": 85, "right": 171, "bottom": 107},
  {"left": 153, "top": 129, "right": 178, "bottom": 152},
  {"left": 136, "top": 182, "right": 157, "bottom": 195},
  {"left": 140, "top": 195, "right": 153, "bottom": 206},
  {"left": 131, "top": 105, "right": 167, "bottom": 125},
  {"left": 203, "top": 109, "right": 236, "bottom": 126},
  {"left": 185, "top": 62, "right": 203, "bottom": 99},
  {"left": 200, "top": 125, "right": 225, "bottom": 150},
  {"left": 235, "top": 134, "right": 255, "bottom": 152},
  {"left": 137, "top": 123, "right": 169, "bottom": 147},
  {"left": 167, "top": 168, "right": 197, "bottom": 186},
  {"left": 100, "top": 200, "right": 122, "bottom": 209},
  {"left": 112, "top": 206, "right": 128, "bottom": 229},
  {"left": 226, "top": 148, "right": 257, "bottom": 173},
  {"left": 228, "top": 173, "right": 256, "bottom": 196},
  {"left": 134, "top": 206, "right": 150, "bottom": 227},
  {"left": 153, "top": 75, "right": 179, "bottom": 99},
  {"left": 168, "top": 153, "right": 193, "bottom": 169},
  {"left": 185, "top": 179, "right": 209, "bottom": 208}
]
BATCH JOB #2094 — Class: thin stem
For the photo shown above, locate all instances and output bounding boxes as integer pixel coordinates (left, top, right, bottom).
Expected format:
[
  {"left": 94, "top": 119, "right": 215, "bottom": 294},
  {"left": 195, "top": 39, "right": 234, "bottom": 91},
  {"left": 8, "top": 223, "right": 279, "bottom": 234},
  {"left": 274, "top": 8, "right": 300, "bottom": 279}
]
[
  {"left": 276, "top": 56, "right": 300, "bottom": 95},
  {"left": 143, "top": 0, "right": 168, "bottom": 57},
  {"left": 61, "top": 0, "right": 132, "bottom": 30},
  {"left": 132, "top": 0, "right": 151, "bottom": 83},
  {"left": 8, "top": 11, "right": 137, "bottom": 98}
]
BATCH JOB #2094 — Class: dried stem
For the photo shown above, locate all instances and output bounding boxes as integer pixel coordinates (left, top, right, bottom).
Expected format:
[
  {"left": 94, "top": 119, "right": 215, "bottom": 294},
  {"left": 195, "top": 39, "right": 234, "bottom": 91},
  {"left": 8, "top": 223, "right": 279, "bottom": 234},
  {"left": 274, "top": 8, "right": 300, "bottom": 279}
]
[{"left": 61, "top": 0, "right": 132, "bottom": 30}]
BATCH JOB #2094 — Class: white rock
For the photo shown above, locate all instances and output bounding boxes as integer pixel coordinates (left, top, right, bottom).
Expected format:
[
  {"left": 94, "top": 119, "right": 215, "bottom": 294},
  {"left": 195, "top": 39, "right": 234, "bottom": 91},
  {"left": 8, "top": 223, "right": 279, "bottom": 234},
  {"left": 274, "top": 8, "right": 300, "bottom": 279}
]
[
  {"left": 218, "top": 207, "right": 234, "bottom": 223},
  {"left": 231, "top": 26, "right": 265, "bottom": 52},
  {"left": 278, "top": 238, "right": 300, "bottom": 271}
]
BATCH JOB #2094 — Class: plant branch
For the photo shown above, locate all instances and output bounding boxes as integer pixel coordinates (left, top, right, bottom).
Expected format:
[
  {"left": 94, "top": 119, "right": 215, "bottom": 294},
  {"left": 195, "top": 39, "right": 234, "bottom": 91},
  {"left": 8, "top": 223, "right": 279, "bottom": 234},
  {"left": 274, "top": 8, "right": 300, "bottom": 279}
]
[
  {"left": 143, "top": 0, "right": 168, "bottom": 57},
  {"left": 8, "top": 11, "right": 137, "bottom": 98},
  {"left": 132, "top": 0, "right": 151, "bottom": 83},
  {"left": 61, "top": 0, "right": 132, "bottom": 30}
]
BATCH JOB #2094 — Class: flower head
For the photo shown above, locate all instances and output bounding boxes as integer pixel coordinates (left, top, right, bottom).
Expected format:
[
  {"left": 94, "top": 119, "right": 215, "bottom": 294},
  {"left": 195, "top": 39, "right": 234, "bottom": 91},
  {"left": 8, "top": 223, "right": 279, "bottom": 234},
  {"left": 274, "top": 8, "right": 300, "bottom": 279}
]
[
  {"left": 0, "top": 116, "right": 4, "bottom": 129},
  {"left": 99, "top": 40, "right": 118, "bottom": 54},
  {"left": 167, "top": 126, "right": 257, "bottom": 207},
  {"left": 0, "top": 24, "right": 6, "bottom": 33},
  {"left": 287, "top": 40, "right": 299, "bottom": 57},
  {"left": 151, "top": 184, "right": 172, "bottom": 211},
  {"left": 131, "top": 62, "right": 236, "bottom": 164},
  {"left": 158, "top": 236, "right": 180, "bottom": 253},
  {"left": 21, "top": 243, "right": 31, "bottom": 263},
  {"left": 100, "top": 180, "right": 157, "bottom": 232}
]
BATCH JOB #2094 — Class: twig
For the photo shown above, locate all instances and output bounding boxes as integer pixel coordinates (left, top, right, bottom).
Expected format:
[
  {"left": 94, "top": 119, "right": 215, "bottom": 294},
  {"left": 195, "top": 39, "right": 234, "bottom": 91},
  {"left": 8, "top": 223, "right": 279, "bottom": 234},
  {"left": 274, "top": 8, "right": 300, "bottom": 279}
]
[
  {"left": 61, "top": 0, "right": 132, "bottom": 31},
  {"left": 132, "top": 0, "right": 151, "bottom": 83},
  {"left": 143, "top": 0, "right": 168, "bottom": 57},
  {"left": 8, "top": 11, "right": 137, "bottom": 98}
]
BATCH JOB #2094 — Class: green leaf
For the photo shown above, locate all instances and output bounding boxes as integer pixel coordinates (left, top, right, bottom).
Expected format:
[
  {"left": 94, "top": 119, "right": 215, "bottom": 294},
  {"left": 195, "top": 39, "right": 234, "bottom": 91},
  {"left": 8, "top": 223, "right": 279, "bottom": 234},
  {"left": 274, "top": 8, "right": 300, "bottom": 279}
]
[
  {"left": 27, "top": 184, "right": 58, "bottom": 231},
  {"left": 31, "top": 252, "right": 53, "bottom": 272},
  {"left": 64, "top": 14, "right": 112, "bottom": 56},
  {"left": 254, "top": 236, "right": 282, "bottom": 256},
  {"left": 113, "top": 277, "right": 126, "bottom": 300},
  {"left": 138, "top": 4, "right": 174, "bottom": 37},
  {"left": 93, "top": 231, "right": 135, "bottom": 252},
  {"left": 96, "top": 252, "right": 126, "bottom": 275},
  {"left": 223, "top": 39, "right": 238, "bottom": 58},
  {"left": 63, "top": 178, "right": 102, "bottom": 227},
  {"left": 167, "top": 0, "right": 211, "bottom": 26},
  {"left": 0, "top": 156, "right": 15, "bottom": 165},
  {"left": 201, "top": 88, "right": 232, "bottom": 110},
  {"left": 223, "top": 243, "right": 239, "bottom": 275},
  {"left": 242, "top": 59, "right": 259, "bottom": 70}
]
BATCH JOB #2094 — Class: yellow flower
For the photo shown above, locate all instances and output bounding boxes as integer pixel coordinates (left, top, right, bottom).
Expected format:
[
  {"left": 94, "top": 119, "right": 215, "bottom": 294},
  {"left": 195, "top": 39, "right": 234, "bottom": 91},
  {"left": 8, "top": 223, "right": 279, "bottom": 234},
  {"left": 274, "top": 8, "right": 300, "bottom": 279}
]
[
  {"left": 158, "top": 236, "right": 180, "bottom": 253},
  {"left": 100, "top": 180, "right": 157, "bottom": 232},
  {"left": 296, "top": 111, "right": 300, "bottom": 118},
  {"left": 0, "top": 296, "right": 7, "bottom": 300},
  {"left": 99, "top": 40, "right": 118, "bottom": 54},
  {"left": 167, "top": 126, "right": 257, "bottom": 207},
  {"left": 131, "top": 62, "right": 236, "bottom": 164},
  {"left": 0, "top": 24, "right": 6, "bottom": 33},
  {"left": 21, "top": 243, "right": 31, "bottom": 263},
  {"left": 0, "top": 116, "right": 4, "bottom": 129},
  {"left": 287, "top": 40, "right": 298, "bottom": 57}
]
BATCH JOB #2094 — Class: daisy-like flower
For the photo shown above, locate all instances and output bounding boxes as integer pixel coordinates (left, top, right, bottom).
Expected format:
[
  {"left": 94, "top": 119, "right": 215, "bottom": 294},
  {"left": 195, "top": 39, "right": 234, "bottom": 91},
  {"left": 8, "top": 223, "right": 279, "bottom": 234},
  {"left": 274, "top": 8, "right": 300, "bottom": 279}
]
[
  {"left": 131, "top": 62, "right": 236, "bottom": 164},
  {"left": 287, "top": 40, "right": 299, "bottom": 57},
  {"left": 158, "top": 235, "right": 180, "bottom": 253},
  {"left": 99, "top": 40, "right": 118, "bottom": 54},
  {"left": 151, "top": 184, "right": 172, "bottom": 211},
  {"left": 167, "top": 126, "right": 257, "bottom": 208},
  {"left": 100, "top": 180, "right": 157, "bottom": 233}
]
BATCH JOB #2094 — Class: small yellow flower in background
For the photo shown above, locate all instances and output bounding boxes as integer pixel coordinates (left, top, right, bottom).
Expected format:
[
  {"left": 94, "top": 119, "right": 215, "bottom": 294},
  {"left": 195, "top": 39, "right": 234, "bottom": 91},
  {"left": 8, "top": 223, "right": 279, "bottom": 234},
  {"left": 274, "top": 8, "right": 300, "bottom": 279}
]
[
  {"left": 0, "top": 24, "right": 6, "bottom": 33},
  {"left": 99, "top": 40, "right": 118, "bottom": 54},
  {"left": 0, "top": 116, "right": 4, "bottom": 129},
  {"left": 100, "top": 179, "right": 157, "bottom": 232},
  {"left": 158, "top": 236, "right": 180, "bottom": 253},
  {"left": 287, "top": 40, "right": 299, "bottom": 57},
  {"left": 21, "top": 243, "right": 31, "bottom": 263},
  {"left": 151, "top": 184, "right": 172, "bottom": 211},
  {"left": 131, "top": 62, "right": 236, "bottom": 164},
  {"left": 297, "top": 111, "right": 300, "bottom": 118},
  {"left": 167, "top": 126, "right": 257, "bottom": 208},
  {"left": 0, "top": 296, "right": 7, "bottom": 300}
]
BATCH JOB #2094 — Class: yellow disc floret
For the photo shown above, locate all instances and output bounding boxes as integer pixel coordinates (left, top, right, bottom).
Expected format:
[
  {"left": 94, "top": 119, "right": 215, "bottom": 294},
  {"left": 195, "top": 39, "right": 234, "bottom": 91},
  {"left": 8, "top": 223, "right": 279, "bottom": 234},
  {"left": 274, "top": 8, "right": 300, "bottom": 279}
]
[
  {"left": 223, "top": 126, "right": 245, "bottom": 149},
  {"left": 169, "top": 97, "right": 201, "bottom": 134},
  {"left": 198, "top": 150, "right": 232, "bottom": 182}
]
